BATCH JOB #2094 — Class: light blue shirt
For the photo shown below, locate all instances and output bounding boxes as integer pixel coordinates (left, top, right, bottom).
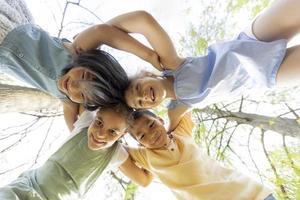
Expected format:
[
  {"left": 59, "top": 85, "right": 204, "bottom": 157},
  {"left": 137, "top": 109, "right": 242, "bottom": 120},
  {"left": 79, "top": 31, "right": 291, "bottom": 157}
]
[
  {"left": 164, "top": 32, "right": 287, "bottom": 108},
  {"left": 0, "top": 24, "right": 72, "bottom": 99}
]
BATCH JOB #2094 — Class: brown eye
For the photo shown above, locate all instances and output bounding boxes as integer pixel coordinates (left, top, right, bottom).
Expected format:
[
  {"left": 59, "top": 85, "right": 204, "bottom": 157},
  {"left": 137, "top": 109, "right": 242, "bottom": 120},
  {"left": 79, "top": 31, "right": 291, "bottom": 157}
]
[
  {"left": 140, "top": 134, "right": 145, "bottom": 140},
  {"left": 137, "top": 83, "right": 141, "bottom": 90},
  {"left": 138, "top": 100, "right": 143, "bottom": 107},
  {"left": 109, "top": 129, "right": 117, "bottom": 135},
  {"left": 149, "top": 121, "right": 155, "bottom": 128},
  {"left": 95, "top": 119, "right": 103, "bottom": 127}
]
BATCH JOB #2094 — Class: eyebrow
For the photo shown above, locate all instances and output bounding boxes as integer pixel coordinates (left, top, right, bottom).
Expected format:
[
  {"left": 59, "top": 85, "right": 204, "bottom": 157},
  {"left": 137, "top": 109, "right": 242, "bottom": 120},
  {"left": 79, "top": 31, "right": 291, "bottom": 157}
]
[
  {"left": 111, "top": 127, "right": 121, "bottom": 132},
  {"left": 95, "top": 116, "right": 122, "bottom": 132},
  {"left": 95, "top": 115, "right": 102, "bottom": 120},
  {"left": 147, "top": 119, "right": 152, "bottom": 126},
  {"left": 136, "top": 131, "right": 143, "bottom": 139},
  {"left": 132, "top": 84, "right": 140, "bottom": 109}
]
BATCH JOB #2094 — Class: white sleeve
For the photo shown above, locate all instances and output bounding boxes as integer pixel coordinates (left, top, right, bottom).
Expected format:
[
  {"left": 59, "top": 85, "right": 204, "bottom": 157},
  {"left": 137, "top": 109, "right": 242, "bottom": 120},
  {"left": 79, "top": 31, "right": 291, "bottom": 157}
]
[
  {"left": 108, "top": 143, "right": 129, "bottom": 169},
  {"left": 71, "top": 110, "right": 97, "bottom": 135}
]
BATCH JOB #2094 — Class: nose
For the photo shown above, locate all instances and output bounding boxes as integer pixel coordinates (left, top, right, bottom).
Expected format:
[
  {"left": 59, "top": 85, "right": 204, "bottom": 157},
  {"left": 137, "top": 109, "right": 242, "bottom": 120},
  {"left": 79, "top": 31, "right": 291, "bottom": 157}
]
[
  {"left": 142, "top": 90, "right": 148, "bottom": 101},
  {"left": 95, "top": 128, "right": 112, "bottom": 141},
  {"left": 69, "top": 80, "right": 80, "bottom": 90}
]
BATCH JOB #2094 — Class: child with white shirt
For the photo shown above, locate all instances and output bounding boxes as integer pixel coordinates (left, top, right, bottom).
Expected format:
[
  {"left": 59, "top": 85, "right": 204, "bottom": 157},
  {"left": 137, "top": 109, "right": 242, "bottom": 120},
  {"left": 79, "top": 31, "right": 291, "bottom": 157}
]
[{"left": 0, "top": 104, "right": 147, "bottom": 200}]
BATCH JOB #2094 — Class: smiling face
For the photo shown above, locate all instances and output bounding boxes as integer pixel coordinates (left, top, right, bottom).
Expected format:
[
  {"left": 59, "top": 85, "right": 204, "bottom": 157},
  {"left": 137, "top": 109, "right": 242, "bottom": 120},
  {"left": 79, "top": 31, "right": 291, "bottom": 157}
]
[
  {"left": 125, "top": 76, "right": 167, "bottom": 109},
  {"left": 87, "top": 108, "right": 128, "bottom": 150},
  {"left": 57, "top": 67, "right": 94, "bottom": 103},
  {"left": 129, "top": 112, "right": 169, "bottom": 149}
]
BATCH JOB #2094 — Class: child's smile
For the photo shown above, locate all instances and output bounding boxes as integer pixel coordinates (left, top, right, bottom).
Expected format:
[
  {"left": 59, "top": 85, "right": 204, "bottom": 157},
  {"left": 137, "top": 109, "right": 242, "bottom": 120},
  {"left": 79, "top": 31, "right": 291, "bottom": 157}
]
[
  {"left": 125, "top": 76, "right": 166, "bottom": 109},
  {"left": 87, "top": 109, "right": 127, "bottom": 150}
]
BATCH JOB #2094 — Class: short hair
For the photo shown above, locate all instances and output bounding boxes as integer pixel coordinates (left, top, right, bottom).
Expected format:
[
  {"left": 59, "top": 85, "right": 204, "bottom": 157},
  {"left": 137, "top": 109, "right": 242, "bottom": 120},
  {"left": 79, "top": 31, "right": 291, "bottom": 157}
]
[
  {"left": 61, "top": 49, "right": 129, "bottom": 111},
  {"left": 128, "top": 109, "right": 157, "bottom": 127},
  {"left": 101, "top": 103, "right": 133, "bottom": 121}
]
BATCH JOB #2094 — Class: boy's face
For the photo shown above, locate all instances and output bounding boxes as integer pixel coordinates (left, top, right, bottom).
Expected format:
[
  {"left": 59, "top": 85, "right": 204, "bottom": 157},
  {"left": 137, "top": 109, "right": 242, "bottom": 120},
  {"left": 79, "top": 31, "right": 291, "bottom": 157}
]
[
  {"left": 125, "top": 76, "right": 166, "bottom": 109},
  {"left": 130, "top": 114, "right": 168, "bottom": 149},
  {"left": 87, "top": 109, "right": 127, "bottom": 150},
  {"left": 57, "top": 67, "right": 94, "bottom": 103}
]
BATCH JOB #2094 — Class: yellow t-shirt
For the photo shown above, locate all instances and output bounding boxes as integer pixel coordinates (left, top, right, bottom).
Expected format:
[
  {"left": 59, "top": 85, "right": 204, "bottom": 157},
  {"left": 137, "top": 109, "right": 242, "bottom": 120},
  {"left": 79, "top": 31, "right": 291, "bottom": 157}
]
[{"left": 129, "top": 114, "right": 272, "bottom": 200}]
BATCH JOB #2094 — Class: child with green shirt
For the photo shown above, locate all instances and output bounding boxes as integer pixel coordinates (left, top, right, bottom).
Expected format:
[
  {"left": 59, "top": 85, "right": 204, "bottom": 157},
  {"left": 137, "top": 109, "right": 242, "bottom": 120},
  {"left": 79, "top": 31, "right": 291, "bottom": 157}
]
[{"left": 0, "top": 104, "right": 149, "bottom": 200}]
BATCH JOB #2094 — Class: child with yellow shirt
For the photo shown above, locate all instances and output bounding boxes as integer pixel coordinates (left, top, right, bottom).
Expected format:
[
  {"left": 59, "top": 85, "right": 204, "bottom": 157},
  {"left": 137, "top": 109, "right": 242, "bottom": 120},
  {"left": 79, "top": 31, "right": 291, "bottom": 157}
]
[{"left": 120, "top": 110, "right": 275, "bottom": 200}]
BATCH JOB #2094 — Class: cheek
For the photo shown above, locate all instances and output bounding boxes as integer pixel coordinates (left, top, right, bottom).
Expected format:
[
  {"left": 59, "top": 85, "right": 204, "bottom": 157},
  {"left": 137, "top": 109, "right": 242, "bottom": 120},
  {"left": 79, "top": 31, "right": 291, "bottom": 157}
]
[
  {"left": 68, "top": 68, "right": 81, "bottom": 78},
  {"left": 125, "top": 90, "right": 134, "bottom": 106},
  {"left": 108, "top": 134, "right": 121, "bottom": 142},
  {"left": 68, "top": 89, "right": 83, "bottom": 103},
  {"left": 139, "top": 137, "right": 150, "bottom": 147}
]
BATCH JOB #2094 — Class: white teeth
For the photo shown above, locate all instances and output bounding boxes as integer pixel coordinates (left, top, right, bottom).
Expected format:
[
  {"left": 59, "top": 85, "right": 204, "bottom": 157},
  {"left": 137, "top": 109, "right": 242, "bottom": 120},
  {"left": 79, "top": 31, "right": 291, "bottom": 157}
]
[
  {"left": 150, "top": 88, "right": 155, "bottom": 101},
  {"left": 92, "top": 134, "right": 105, "bottom": 144}
]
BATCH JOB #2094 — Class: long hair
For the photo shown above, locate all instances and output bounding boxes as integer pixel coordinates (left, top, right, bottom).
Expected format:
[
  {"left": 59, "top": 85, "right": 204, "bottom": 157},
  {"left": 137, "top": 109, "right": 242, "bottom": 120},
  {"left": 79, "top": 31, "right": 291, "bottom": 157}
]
[{"left": 61, "top": 49, "right": 129, "bottom": 111}]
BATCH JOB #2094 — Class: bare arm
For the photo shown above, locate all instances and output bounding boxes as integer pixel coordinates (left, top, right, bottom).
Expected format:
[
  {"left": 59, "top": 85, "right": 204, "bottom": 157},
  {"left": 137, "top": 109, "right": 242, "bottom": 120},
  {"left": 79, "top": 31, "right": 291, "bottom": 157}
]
[
  {"left": 72, "top": 23, "right": 162, "bottom": 70},
  {"left": 63, "top": 101, "right": 80, "bottom": 132},
  {"left": 107, "top": 10, "right": 185, "bottom": 70},
  {"left": 119, "top": 156, "right": 153, "bottom": 187},
  {"left": 168, "top": 104, "right": 189, "bottom": 132}
]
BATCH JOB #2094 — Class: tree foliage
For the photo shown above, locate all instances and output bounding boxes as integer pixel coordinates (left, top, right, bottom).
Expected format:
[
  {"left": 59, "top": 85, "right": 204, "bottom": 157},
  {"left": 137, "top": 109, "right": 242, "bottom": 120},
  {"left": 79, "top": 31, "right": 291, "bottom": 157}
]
[{"left": 1, "top": 0, "right": 299, "bottom": 200}]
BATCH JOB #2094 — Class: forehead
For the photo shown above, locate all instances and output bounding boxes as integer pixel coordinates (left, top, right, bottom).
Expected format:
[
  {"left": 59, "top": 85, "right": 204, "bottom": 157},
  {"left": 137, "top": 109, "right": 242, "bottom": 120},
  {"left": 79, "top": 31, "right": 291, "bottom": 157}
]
[
  {"left": 70, "top": 66, "right": 85, "bottom": 73},
  {"left": 96, "top": 109, "right": 126, "bottom": 126},
  {"left": 125, "top": 80, "right": 137, "bottom": 107},
  {"left": 125, "top": 77, "right": 147, "bottom": 107},
  {"left": 130, "top": 114, "right": 152, "bottom": 133},
  {"left": 70, "top": 67, "right": 94, "bottom": 76}
]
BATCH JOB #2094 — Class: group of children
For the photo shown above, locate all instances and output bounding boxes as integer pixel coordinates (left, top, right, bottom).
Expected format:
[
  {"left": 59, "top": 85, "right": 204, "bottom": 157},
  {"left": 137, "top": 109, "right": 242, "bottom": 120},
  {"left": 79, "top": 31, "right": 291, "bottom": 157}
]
[{"left": 1, "top": 0, "right": 299, "bottom": 199}]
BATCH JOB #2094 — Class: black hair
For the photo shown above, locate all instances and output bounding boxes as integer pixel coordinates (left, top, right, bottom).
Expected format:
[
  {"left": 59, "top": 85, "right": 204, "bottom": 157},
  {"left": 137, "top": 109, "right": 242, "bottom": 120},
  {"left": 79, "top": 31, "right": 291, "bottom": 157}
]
[
  {"left": 61, "top": 49, "right": 129, "bottom": 110},
  {"left": 101, "top": 103, "right": 133, "bottom": 120},
  {"left": 100, "top": 103, "right": 134, "bottom": 133},
  {"left": 128, "top": 109, "right": 157, "bottom": 126}
]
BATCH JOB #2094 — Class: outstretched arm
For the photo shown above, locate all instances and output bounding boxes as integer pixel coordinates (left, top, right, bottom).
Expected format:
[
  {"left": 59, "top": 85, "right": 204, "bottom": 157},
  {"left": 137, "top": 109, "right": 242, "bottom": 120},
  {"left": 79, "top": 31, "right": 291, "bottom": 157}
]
[
  {"left": 119, "top": 156, "right": 153, "bottom": 187},
  {"left": 168, "top": 104, "right": 189, "bottom": 132},
  {"left": 252, "top": 0, "right": 300, "bottom": 42},
  {"left": 108, "top": 11, "right": 185, "bottom": 70},
  {"left": 63, "top": 101, "right": 80, "bottom": 132},
  {"left": 72, "top": 23, "right": 162, "bottom": 70}
]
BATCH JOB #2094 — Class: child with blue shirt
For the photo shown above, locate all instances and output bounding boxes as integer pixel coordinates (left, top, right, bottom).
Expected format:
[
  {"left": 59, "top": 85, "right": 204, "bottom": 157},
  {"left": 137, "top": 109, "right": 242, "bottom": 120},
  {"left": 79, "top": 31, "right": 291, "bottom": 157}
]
[
  {"left": 0, "top": 0, "right": 141, "bottom": 131},
  {"left": 74, "top": 0, "right": 300, "bottom": 131}
]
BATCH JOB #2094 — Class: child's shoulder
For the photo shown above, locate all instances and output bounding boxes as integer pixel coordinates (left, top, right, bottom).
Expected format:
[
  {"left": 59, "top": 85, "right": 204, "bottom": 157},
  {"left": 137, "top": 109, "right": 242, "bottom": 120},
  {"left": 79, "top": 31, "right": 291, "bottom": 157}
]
[{"left": 174, "top": 112, "right": 195, "bottom": 136}]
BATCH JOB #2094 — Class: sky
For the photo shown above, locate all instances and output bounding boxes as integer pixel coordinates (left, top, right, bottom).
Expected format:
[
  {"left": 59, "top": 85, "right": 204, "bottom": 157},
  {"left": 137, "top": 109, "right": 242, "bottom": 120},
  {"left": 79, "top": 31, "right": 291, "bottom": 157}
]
[
  {"left": 1, "top": 0, "right": 195, "bottom": 199},
  {"left": 1, "top": 0, "right": 299, "bottom": 199}
]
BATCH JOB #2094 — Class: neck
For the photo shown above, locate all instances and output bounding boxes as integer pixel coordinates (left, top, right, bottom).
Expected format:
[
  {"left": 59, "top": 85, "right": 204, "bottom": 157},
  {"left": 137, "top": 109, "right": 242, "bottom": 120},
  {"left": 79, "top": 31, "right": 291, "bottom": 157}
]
[
  {"left": 162, "top": 133, "right": 173, "bottom": 150},
  {"left": 162, "top": 76, "right": 176, "bottom": 99}
]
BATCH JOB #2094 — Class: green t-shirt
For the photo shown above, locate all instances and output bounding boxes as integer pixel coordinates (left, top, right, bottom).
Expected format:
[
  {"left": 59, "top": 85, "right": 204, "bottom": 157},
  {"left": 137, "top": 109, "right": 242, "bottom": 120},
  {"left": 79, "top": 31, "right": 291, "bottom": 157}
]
[{"left": 0, "top": 129, "right": 117, "bottom": 200}]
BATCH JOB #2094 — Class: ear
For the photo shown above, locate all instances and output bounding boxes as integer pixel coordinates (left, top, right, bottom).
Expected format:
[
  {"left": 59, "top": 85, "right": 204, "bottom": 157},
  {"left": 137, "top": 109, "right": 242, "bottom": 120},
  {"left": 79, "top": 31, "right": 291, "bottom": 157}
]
[{"left": 158, "top": 117, "right": 164, "bottom": 125}]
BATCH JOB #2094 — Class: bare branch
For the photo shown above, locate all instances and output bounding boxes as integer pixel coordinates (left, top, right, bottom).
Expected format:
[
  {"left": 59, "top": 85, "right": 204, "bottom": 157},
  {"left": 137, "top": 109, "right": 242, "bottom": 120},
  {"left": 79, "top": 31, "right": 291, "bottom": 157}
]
[
  {"left": 32, "top": 117, "right": 55, "bottom": 165},
  {"left": 261, "top": 130, "right": 289, "bottom": 199},
  {"left": 247, "top": 127, "right": 264, "bottom": 184}
]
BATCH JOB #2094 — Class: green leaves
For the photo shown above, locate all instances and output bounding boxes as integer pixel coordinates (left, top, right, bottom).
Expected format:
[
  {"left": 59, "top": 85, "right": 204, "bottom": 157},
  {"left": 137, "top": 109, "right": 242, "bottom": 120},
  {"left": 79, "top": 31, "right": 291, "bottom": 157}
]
[
  {"left": 124, "top": 182, "right": 138, "bottom": 200},
  {"left": 193, "top": 121, "right": 206, "bottom": 144}
]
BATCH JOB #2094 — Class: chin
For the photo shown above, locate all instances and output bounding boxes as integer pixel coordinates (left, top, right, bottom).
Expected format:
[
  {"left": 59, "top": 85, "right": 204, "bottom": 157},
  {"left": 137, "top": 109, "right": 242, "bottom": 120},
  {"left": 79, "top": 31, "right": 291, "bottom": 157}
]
[
  {"left": 88, "top": 142, "right": 102, "bottom": 150},
  {"left": 57, "top": 79, "right": 63, "bottom": 91}
]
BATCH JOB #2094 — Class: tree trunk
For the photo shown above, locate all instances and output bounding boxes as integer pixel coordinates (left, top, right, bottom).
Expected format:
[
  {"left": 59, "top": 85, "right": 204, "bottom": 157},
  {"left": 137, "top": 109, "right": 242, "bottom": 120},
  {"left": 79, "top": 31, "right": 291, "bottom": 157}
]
[
  {"left": 198, "top": 107, "right": 300, "bottom": 138},
  {"left": 0, "top": 84, "right": 62, "bottom": 113}
]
